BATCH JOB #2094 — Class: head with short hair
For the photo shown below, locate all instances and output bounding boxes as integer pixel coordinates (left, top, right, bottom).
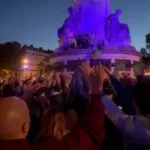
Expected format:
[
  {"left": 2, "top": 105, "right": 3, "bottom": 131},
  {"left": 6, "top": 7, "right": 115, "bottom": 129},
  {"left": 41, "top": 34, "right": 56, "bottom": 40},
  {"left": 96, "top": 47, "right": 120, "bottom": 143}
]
[
  {"left": 0, "top": 97, "right": 30, "bottom": 140},
  {"left": 133, "top": 83, "right": 150, "bottom": 116}
]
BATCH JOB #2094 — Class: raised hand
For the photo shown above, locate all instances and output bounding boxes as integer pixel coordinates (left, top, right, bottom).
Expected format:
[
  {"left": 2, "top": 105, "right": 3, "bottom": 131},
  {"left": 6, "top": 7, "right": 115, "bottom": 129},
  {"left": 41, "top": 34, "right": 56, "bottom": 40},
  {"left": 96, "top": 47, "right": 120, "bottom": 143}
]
[
  {"left": 104, "top": 66, "right": 110, "bottom": 75},
  {"left": 80, "top": 62, "right": 92, "bottom": 93},
  {"left": 80, "top": 62, "right": 106, "bottom": 94},
  {"left": 91, "top": 65, "right": 106, "bottom": 94},
  {"left": 80, "top": 62, "right": 92, "bottom": 78},
  {"left": 49, "top": 70, "right": 54, "bottom": 80}
]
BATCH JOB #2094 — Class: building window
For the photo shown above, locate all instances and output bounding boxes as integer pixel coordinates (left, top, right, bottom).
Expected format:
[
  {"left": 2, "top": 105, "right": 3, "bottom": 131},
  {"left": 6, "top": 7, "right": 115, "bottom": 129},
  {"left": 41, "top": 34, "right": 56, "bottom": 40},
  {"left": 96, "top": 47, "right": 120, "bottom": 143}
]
[
  {"left": 115, "top": 59, "right": 131, "bottom": 71},
  {"left": 90, "top": 59, "right": 111, "bottom": 69},
  {"left": 100, "top": 59, "right": 111, "bottom": 69},
  {"left": 67, "top": 60, "right": 84, "bottom": 72}
]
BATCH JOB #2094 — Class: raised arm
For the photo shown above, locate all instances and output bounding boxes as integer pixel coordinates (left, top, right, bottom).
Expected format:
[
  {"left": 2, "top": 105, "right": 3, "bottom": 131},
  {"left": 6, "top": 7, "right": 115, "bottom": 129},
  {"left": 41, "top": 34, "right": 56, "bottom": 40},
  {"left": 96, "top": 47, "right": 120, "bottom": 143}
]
[
  {"left": 60, "top": 63, "right": 105, "bottom": 150},
  {"left": 83, "top": 94, "right": 105, "bottom": 144},
  {"left": 101, "top": 95, "right": 150, "bottom": 145},
  {"left": 102, "top": 95, "right": 127, "bottom": 128},
  {"left": 105, "top": 68, "right": 135, "bottom": 115}
]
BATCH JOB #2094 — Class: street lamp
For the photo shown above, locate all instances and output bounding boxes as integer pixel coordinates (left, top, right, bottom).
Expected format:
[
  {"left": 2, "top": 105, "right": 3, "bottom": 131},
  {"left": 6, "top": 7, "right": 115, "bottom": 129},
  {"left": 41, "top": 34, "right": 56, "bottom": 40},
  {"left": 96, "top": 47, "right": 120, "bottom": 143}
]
[
  {"left": 22, "top": 58, "right": 29, "bottom": 78},
  {"left": 23, "top": 59, "right": 28, "bottom": 64}
]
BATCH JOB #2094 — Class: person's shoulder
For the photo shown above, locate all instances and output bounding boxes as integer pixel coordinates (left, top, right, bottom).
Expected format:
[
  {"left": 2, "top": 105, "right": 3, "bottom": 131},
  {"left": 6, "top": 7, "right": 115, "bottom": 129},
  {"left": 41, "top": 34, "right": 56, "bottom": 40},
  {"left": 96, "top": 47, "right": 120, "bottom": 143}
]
[
  {"left": 136, "top": 116, "right": 150, "bottom": 133},
  {"left": 60, "top": 126, "right": 94, "bottom": 150},
  {"left": 0, "top": 139, "right": 30, "bottom": 150},
  {"left": 32, "top": 137, "right": 59, "bottom": 150},
  {"left": 125, "top": 115, "right": 150, "bottom": 144}
]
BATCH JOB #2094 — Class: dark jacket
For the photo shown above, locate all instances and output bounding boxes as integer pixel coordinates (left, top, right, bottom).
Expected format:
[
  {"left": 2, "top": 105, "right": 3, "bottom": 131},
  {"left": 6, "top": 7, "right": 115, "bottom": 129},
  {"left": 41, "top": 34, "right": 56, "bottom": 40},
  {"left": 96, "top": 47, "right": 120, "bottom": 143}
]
[
  {"left": 109, "top": 75, "right": 136, "bottom": 115},
  {"left": 100, "top": 115, "right": 124, "bottom": 150},
  {"left": 0, "top": 139, "right": 30, "bottom": 150}
]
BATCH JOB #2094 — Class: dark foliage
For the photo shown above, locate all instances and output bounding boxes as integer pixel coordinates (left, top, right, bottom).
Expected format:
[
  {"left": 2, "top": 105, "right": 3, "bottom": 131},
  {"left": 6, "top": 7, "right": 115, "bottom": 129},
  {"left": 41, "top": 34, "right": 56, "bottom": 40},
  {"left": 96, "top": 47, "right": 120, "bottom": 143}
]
[{"left": 0, "top": 42, "right": 25, "bottom": 70}]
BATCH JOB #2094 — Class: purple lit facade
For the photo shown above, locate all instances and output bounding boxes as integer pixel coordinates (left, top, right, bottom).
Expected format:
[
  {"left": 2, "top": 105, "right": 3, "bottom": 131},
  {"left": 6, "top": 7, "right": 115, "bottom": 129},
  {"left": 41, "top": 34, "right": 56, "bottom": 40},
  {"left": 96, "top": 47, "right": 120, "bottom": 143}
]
[
  {"left": 57, "top": 0, "right": 131, "bottom": 50},
  {"left": 50, "top": 0, "right": 141, "bottom": 78}
]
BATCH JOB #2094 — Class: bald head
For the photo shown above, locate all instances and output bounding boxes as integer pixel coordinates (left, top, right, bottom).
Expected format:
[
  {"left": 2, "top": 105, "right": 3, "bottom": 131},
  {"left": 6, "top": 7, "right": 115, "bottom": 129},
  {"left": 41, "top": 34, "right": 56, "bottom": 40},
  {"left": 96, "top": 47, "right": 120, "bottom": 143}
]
[{"left": 0, "top": 97, "right": 30, "bottom": 140}]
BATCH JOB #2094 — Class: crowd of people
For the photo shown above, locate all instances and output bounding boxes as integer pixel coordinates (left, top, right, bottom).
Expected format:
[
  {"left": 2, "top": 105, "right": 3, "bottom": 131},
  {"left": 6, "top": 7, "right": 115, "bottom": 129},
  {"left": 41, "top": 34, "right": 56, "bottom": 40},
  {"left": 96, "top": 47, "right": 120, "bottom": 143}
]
[{"left": 0, "top": 62, "right": 150, "bottom": 150}]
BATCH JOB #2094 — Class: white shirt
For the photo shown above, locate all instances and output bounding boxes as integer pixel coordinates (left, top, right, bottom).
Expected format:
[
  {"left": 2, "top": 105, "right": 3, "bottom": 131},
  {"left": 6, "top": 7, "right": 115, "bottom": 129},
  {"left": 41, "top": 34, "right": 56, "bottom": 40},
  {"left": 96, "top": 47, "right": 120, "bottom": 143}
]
[{"left": 102, "top": 95, "right": 150, "bottom": 145}]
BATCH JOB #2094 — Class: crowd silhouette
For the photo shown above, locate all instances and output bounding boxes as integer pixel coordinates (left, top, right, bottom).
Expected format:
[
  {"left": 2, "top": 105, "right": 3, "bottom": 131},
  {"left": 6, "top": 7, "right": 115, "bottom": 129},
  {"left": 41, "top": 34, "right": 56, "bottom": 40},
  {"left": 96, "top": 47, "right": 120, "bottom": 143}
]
[{"left": 0, "top": 62, "right": 150, "bottom": 150}]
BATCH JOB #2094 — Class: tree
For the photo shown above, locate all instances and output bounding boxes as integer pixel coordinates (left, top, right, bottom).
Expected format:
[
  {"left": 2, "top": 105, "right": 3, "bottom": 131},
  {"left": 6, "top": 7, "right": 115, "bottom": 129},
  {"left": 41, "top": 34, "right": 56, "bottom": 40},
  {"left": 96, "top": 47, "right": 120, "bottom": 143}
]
[
  {"left": 146, "top": 33, "right": 150, "bottom": 52},
  {"left": 138, "top": 33, "right": 150, "bottom": 75},
  {"left": 140, "top": 47, "right": 148, "bottom": 57},
  {"left": 133, "top": 61, "right": 145, "bottom": 76},
  {"left": 140, "top": 34, "right": 150, "bottom": 65},
  {"left": 0, "top": 42, "right": 26, "bottom": 70}
]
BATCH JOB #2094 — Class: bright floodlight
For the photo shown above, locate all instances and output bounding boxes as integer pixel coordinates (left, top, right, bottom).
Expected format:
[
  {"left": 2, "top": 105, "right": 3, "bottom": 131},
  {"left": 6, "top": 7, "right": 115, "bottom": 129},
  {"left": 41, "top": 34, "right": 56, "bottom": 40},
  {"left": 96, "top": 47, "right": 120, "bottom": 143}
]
[{"left": 23, "top": 59, "right": 28, "bottom": 63}]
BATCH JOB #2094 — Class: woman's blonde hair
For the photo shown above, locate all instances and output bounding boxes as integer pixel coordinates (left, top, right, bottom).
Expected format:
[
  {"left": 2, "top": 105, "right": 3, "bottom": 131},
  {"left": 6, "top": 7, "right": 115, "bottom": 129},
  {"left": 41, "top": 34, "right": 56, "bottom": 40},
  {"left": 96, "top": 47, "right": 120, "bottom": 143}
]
[
  {"left": 54, "top": 113, "right": 67, "bottom": 140},
  {"left": 36, "top": 108, "right": 78, "bottom": 141}
]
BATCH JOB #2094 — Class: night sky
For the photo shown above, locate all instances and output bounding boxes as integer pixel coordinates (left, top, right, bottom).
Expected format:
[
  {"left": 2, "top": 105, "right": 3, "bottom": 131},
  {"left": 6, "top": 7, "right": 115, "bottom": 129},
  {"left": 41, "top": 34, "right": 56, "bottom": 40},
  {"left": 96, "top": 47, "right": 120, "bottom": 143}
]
[{"left": 0, "top": 0, "right": 149, "bottom": 50}]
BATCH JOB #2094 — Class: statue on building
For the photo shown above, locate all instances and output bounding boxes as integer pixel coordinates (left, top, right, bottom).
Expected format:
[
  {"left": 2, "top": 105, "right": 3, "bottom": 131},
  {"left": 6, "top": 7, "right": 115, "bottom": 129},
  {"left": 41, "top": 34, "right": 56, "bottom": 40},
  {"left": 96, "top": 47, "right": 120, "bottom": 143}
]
[
  {"left": 56, "top": 0, "right": 132, "bottom": 50},
  {"left": 57, "top": 6, "right": 78, "bottom": 49},
  {"left": 57, "top": 7, "right": 75, "bottom": 39},
  {"left": 57, "top": 0, "right": 111, "bottom": 50},
  {"left": 58, "top": 25, "right": 77, "bottom": 49},
  {"left": 105, "top": 9, "right": 131, "bottom": 47}
]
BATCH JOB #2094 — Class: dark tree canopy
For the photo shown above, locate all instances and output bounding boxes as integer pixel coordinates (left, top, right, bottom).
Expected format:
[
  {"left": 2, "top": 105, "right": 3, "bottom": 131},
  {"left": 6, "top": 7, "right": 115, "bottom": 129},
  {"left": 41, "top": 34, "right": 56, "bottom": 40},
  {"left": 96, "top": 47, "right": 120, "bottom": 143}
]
[
  {"left": 140, "top": 48, "right": 147, "bottom": 57},
  {"left": 0, "top": 42, "right": 25, "bottom": 70},
  {"left": 139, "top": 33, "right": 150, "bottom": 65},
  {"left": 0, "top": 42, "right": 54, "bottom": 71},
  {"left": 146, "top": 33, "right": 150, "bottom": 51}
]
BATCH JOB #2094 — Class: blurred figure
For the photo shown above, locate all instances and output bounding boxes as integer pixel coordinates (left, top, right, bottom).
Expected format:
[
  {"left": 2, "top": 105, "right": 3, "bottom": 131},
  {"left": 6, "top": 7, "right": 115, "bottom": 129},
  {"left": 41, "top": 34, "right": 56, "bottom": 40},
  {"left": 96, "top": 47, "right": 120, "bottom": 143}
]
[
  {"left": 36, "top": 108, "right": 78, "bottom": 141},
  {"left": 102, "top": 82, "right": 150, "bottom": 150},
  {"left": 103, "top": 79, "right": 115, "bottom": 100},
  {"left": 0, "top": 97, "right": 30, "bottom": 150},
  {"left": 3, "top": 84, "right": 15, "bottom": 97},
  {"left": 50, "top": 78, "right": 63, "bottom": 107},
  {"left": 14, "top": 81, "right": 23, "bottom": 97},
  {"left": 32, "top": 62, "right": 105, "bottom": 150}
]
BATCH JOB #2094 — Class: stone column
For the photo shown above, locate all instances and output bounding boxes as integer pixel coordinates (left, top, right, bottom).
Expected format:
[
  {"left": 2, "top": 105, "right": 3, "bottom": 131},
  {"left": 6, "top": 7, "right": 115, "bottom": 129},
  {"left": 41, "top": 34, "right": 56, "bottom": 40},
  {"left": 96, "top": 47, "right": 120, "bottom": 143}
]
[
  {"left": 111, "top": 58, "right": 115, "bottom": 73},
  {"left": 130, "top": 60, "right": 134, "bottom": 78},
  {"left": 64, "top": 60, "right": 67, "bottom": 73}
]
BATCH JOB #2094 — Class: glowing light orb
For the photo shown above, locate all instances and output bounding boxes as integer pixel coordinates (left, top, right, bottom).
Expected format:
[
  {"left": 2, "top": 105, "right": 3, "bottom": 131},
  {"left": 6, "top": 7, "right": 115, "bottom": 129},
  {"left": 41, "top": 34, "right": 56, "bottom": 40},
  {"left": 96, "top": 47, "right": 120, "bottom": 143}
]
[
  {"left": 23, "top": 65, "right": 28, "bottom": 69},
  {"left": 23, "top": 59, "right": 28, "bottom": 64}
]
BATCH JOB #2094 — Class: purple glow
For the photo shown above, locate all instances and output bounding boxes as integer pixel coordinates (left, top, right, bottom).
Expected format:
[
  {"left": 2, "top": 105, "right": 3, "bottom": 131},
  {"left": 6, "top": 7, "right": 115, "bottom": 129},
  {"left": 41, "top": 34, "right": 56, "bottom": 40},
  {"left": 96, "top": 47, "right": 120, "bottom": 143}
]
[
  {"left": 23, "top": 65, "right": 28, "bottom": 69},
  {"left": 57, "top": 0, "right": 131, "bottom": 50}
]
